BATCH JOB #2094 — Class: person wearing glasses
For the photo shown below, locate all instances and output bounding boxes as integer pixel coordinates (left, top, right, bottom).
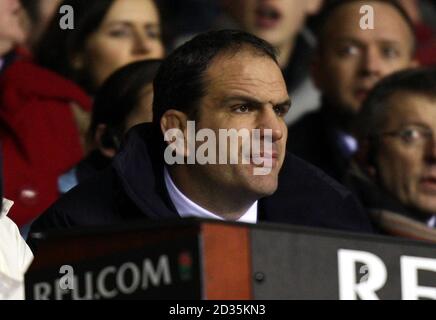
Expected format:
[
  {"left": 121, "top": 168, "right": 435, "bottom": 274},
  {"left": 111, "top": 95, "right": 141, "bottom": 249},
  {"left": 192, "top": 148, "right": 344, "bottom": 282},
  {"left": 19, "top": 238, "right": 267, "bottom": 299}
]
[
  {"left": 349, "top": 67, "right": 436, "bottom": 242},
  {"left": 287, "top": 0, "right": 419, "bottom": 182}
]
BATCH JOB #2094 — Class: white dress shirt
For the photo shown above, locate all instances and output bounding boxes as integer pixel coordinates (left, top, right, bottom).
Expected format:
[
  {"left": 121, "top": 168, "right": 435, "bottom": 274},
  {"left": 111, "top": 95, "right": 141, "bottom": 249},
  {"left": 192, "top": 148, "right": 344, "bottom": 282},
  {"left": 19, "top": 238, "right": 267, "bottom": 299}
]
[
  {"left": 428, "top": 216, "right": 436, "bottom": 228},
  {"left": 164, "top": 167, "right": 257, "bottom": 224},
  {"left": 0, "top": 199, "right": 34, "bottom": 300}
]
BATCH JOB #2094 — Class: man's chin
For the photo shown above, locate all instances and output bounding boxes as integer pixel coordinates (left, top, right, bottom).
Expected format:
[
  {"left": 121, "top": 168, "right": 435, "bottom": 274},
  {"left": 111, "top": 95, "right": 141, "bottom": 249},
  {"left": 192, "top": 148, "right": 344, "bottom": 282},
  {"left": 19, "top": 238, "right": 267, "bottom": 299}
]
[
  {"left": 414, "top": 199, "right": 436, "bottom": 217},
  {"left": 250, "top": 178, "right": 278, "bottom": 198},
  {"left": 251, "top": 29, "right": 285, "bottom": 47}
]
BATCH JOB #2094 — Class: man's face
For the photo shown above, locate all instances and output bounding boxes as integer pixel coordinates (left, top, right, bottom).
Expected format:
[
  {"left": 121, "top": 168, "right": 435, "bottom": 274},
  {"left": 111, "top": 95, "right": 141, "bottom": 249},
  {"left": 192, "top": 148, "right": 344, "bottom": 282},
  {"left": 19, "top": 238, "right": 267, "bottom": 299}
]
[
  {"left": 313, "top": 1, "right": 416, "bottom": 115},
  {"left": 0, "top": 0, "right": 26, "bottom": 54},
  {"left": 193, "top": 50, "right": 289, "bottom": 200},
  {"left": 375, "top": 93, "right": 436, "bottom": 216},
  {"left": 224, "top": 0, "right": 319, "bottom": 48}
]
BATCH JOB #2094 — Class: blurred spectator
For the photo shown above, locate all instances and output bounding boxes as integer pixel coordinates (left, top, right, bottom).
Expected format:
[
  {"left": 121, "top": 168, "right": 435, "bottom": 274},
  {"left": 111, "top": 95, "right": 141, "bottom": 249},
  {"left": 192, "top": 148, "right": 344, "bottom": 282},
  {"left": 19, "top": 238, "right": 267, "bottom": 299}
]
[
  {"left": 350, "top": 68, "right": 436, "bottom": 242},
  {"left": 0, "top": 0, "right": 26, "bottom": 74},
  {"left": 19, "top": 0, "right": 62, "bottom": 52},
  {"left": 0, "top": 0, "right": 165, "bottom": 228},
  {"left": 59, "top": 59, "right": 162, "bottom": 194},
  {"left": 217, "top": 0, "right": 324, "bottom": 124},
  {"left": 287, "top": 0, "right": 418, "bottom": 182},
  {"left": 37, "top": 0, "right": 164, "bottom": 93}
]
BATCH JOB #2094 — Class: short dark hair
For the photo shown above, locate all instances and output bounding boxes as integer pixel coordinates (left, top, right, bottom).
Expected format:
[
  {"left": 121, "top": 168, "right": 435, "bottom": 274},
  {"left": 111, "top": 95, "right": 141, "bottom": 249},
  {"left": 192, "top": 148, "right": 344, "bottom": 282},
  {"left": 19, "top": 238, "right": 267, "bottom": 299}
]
[
  {"left": 152, "top": 29, "right": 278, "bottom": 125},
  {"left": 355, "top": 67, "right": 436, "bottom": 140},
  {"left": 314, "top": 0, "right": 416, "bottom": 54},
  {"left": 89, "top": 59, "right": 162, "bottom": 143}
]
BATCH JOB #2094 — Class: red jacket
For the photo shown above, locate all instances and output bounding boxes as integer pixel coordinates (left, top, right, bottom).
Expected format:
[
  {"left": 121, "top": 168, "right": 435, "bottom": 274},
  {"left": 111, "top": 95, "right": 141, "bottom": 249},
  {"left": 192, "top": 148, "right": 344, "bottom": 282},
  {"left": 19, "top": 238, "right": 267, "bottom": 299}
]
[{"left": 0, "top": 59, "right": 92, "bottom": 227}]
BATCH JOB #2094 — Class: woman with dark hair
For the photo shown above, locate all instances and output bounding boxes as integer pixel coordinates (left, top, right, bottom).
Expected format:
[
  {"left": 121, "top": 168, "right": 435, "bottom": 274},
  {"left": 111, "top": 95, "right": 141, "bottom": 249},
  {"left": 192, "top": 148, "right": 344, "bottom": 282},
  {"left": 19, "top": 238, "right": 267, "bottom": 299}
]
[
  {"left": 36, "top": 0, "right": 164, "bottom": 93},
  {"left": 59, "top": 59, "right": 162, "bottom": 193},
  {"left": 0, "top": 0, "right": 165, "bottom": 228}
]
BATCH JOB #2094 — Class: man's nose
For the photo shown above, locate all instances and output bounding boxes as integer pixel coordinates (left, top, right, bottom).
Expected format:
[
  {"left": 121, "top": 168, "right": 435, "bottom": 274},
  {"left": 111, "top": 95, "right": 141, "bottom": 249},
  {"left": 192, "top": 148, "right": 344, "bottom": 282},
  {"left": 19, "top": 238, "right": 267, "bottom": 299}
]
[
  {"left": 258, "top": 107, "right": 284, "bottom": 143},
  {"left": 359, "top": 47, "right": 383, "bottom": 78},
  {"left": 424, "top": 139, "right": 436, "bottom": 163}
]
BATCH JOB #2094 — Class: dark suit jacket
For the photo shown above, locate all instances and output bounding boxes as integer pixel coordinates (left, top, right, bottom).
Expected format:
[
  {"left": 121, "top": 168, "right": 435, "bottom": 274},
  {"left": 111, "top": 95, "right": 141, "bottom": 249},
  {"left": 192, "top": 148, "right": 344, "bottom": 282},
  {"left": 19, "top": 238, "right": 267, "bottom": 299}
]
[{"left": 29, "top": 123, "right": 373, "bottom": 239}]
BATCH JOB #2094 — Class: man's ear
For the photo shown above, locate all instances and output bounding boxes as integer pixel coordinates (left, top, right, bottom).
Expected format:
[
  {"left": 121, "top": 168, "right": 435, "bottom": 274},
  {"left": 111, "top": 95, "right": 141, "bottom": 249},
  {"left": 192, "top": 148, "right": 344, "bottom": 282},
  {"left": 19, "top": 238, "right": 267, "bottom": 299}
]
[
  {"left": 160, "top": 110, "right": 190, "bottom": 157},
  {"left": 160, "top": 110, "right": 189, "bottom": 135},
  {"left": 95, "top": 124, "right": 117, "bottom": 158},
  {"left": 306, "top": 0, "right": 323, "bottom": 15}
]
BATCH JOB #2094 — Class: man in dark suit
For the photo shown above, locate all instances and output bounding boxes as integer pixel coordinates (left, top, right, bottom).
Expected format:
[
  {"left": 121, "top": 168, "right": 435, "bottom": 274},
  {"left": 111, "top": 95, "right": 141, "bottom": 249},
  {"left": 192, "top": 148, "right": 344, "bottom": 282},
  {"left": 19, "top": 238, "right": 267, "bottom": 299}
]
[
  {"left": 287, "top": 0, "right": 418, "bottom": 181},
  {"left": 29, "top": 30, "right": 373, "bottom": 238},
  {"left": 349, "top": 67, "right": 436, "bottom": 242}
]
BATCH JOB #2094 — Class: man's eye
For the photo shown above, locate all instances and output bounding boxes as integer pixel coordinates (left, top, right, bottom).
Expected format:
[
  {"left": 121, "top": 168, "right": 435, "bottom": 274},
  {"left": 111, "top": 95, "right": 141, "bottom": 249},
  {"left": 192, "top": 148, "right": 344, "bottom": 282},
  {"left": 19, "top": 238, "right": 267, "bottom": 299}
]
[
  {"left": 273, "top": 105, "right": 290, "bottom": 117},
  {"left": 338, "top": 45, "right": 359, "bottom": 57},
  {"left": 382, "top": 46, "right": 399, "bottom": 59},
  {"left": 234, "top": 105, "right": 250, "bottom": 113},
  {"left": 400, "top": 129, "right": 421, "bottom": 142}
]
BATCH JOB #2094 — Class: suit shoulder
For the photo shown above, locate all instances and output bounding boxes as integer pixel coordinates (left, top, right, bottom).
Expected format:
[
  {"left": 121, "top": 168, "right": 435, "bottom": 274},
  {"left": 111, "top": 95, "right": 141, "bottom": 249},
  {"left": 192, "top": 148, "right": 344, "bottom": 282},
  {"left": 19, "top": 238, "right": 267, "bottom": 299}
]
[
  {"left": 266, "top": 153, "right": 373, "bottom": 233},
  {"left": 281, "top": 153, "right": 351, "bottom": 199}
]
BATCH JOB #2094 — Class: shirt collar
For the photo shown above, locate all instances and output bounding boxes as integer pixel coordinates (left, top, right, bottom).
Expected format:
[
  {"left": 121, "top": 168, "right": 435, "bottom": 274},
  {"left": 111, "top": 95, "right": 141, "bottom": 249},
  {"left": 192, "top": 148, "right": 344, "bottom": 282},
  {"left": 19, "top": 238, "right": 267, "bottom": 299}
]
[
  {"left": 335, "top": 130, "right": 359, "bottom": 158},
  {"left": 0, "top": 199, "right": 14, "bottom": 219},
  {"left": 427, "top": 216, "right": 436, "bottom": 228},
  {"left": 164, "top": 167, "right": 257, "bottom": 224}
]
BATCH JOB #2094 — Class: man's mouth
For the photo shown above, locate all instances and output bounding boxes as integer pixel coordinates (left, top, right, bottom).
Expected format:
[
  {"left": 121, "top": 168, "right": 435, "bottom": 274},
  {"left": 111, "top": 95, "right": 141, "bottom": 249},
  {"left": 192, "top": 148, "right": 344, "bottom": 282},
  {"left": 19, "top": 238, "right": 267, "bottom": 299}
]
[
  {"left": 250, "top": 152, "right": 278, "bottom": 168},
  {"left": 420, "top": 176, "right": 436, "bottom": 193},
  {"left": 255, "top": 4, "right": 282, "bottom": 29},
  {"left": 354, "top": 89, "right": 371, "bottom": 102}
]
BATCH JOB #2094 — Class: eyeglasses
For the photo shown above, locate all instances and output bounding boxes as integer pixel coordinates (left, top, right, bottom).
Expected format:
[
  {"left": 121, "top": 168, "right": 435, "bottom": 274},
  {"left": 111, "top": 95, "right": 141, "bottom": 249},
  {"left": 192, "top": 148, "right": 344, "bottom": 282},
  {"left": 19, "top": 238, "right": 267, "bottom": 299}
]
[{"left": 379, "top": 126, "right": 434, "bottom": 147}]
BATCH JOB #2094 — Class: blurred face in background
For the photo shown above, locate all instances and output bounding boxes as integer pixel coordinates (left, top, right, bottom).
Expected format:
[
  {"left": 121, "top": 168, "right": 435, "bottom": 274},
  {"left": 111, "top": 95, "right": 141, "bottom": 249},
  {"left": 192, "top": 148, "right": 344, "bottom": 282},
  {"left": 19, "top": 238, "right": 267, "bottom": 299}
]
[
  {"left": 74, "top": 0, "right": 164, "bottom": 88},
  {"left": 0, "top": 0, "right": 26, "bottom": 56},
  {"left": 374, "top": 92, "right": 436, "bottom": 216},
  {"left": 313, "top": 1, "right": 417, "bottom": 117},
  {"left": 221, "top": 0, "right": 322, "bottom": 66}
]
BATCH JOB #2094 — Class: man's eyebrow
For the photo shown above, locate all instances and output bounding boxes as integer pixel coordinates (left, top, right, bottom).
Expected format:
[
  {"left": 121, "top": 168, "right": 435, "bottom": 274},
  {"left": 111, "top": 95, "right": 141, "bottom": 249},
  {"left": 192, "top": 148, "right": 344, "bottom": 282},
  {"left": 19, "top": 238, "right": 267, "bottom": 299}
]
[
  {"left": 397, "top": 122, "right": 433, "bottom": 129},
  {"left": 377, "top": 40, "right": 402, "bottom": 47},
  {"left": 275, "top": 98, "right": 292, "bottom": 108},
  {"left": 223, "top": 95, "right": 291, "bottom": 107},
  {"left": 332, "top": 38, "right": 364, "bottom": 46},
  {"left": 334, "top": 37, "right": 403, "bottom": 46},
  {"left": 222, "top": 95, "right": 263, "bottom": 105}
]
